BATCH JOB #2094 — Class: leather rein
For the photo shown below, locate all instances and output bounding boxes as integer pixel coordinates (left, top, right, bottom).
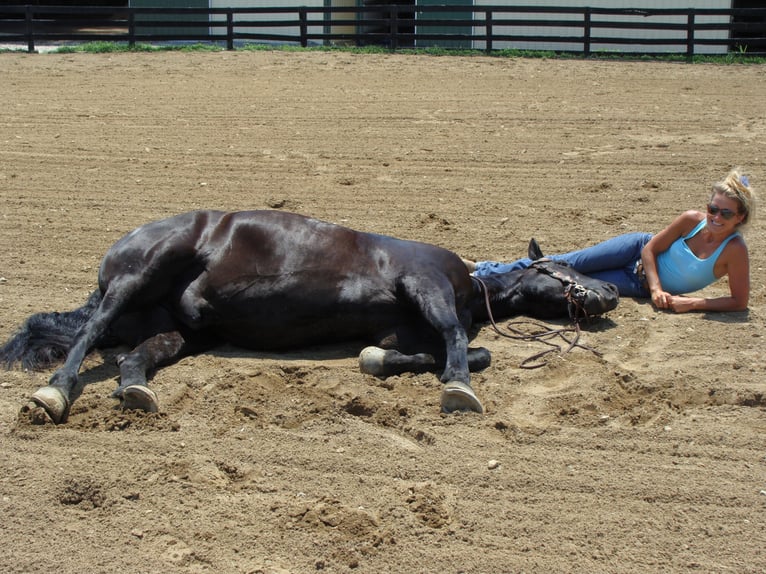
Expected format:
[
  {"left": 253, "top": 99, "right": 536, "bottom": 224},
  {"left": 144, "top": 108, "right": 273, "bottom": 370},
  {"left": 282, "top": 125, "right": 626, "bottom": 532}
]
[{"left": 472, "top": 260, "right": 603, "bottom": 369}]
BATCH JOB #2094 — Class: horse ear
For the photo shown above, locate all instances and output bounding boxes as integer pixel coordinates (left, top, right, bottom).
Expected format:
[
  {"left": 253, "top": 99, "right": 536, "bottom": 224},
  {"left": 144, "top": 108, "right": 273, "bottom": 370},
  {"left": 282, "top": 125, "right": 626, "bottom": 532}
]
[{"left": 528, "top": 238, "right": 544, "bottom": 260}]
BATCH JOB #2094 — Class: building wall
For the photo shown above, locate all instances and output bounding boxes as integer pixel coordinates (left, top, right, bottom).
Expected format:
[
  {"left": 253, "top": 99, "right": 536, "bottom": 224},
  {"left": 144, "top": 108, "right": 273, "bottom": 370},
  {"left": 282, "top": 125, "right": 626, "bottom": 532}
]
[
  {"left": 204, "top": 0, "right": 734, "bottom": 53},
  {"left": 130, "top": 0, "right": 210, "bottom": 36},
  {"left": 471, "top": 0, "right": 732, "bottom": 54},
  {"left": 209, "top": 0, "right": 327, "bottom": 44}
]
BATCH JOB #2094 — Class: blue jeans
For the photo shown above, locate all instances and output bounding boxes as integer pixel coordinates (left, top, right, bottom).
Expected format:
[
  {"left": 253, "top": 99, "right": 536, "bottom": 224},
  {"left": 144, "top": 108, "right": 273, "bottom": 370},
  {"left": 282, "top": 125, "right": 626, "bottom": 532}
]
[{"left": 473, "top": 232, "right": 653, "bottom": 298}]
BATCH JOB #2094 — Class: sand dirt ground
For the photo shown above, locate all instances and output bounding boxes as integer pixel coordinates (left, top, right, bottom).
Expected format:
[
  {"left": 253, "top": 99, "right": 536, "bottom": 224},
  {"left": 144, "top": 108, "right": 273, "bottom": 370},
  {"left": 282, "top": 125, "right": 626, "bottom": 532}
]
[{"left": 0, "top": 51, "right": 764, "bottom": 573}]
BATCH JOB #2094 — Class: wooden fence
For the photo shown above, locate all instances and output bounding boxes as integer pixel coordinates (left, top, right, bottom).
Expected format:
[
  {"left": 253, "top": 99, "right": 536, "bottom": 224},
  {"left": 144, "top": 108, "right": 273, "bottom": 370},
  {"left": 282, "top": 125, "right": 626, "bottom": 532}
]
[{"left": 1, "top": 4, "right": 765, "bottom": 56}]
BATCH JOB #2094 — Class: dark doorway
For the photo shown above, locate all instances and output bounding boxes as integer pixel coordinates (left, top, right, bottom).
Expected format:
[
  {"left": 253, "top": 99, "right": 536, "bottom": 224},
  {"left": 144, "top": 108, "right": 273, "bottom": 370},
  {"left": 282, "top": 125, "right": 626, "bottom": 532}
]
[
  {"left": 361, "top": 0, "right": 415, "bottom": 48},
  {"left": 731, "top": 0, "right": 766, "bottom": 54}
]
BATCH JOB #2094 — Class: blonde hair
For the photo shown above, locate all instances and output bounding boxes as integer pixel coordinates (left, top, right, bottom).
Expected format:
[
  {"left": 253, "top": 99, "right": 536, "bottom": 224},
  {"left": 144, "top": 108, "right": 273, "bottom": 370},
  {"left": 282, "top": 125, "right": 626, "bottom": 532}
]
[{"left": 711, "top": 167, "right": 756, "bottom": 229}]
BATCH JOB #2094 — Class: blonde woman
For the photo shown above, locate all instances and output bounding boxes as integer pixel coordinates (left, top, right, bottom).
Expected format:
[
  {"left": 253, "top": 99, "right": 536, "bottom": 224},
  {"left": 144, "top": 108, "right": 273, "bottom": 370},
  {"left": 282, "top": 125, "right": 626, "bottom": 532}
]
[{"left": 468, "top": 168, "right": 755, "bottom": 313}]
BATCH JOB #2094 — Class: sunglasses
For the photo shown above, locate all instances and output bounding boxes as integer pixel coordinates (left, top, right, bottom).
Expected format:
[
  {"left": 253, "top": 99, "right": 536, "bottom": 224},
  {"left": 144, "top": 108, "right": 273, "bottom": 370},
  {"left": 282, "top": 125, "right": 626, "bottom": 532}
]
[{"left": 707, "top": 204, "right": 738, "bottom": 220}]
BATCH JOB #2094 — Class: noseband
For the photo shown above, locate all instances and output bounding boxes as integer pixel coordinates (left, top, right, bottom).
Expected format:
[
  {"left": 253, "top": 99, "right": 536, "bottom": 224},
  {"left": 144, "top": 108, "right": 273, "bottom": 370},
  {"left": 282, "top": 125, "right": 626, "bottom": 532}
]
[
  {"left": 472, "top": 260, "right": 602, "bottom": 369},
  {"left": 528, "top": 259, "right": 593, "bottom": 323}
]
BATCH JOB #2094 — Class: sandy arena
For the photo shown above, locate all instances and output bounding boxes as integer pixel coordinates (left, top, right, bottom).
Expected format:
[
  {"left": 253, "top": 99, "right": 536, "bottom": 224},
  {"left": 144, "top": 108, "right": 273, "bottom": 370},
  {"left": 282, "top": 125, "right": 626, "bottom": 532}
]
[{"left": 0, "top": 50, "right": 764, "bottom": 573}]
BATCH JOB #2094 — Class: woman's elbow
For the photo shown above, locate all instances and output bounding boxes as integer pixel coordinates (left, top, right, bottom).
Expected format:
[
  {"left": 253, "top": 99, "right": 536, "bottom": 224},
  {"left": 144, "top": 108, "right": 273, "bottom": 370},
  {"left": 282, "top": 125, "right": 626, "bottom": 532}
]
[{"left": 733, "top": 299, "right": 749, "bottom": 312}]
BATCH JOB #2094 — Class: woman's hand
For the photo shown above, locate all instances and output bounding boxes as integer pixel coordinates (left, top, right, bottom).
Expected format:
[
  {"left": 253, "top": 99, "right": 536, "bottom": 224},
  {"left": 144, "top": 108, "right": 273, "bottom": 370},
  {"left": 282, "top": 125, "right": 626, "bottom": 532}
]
[
  {"left": 667, "top": 296, "right": 698, "bottom": 313},
  {"left": 652, "top": 291, "right": 697, "bottom": 313},
  {"left": 651, "top": 289, "right": 674, "bottom": 310}
]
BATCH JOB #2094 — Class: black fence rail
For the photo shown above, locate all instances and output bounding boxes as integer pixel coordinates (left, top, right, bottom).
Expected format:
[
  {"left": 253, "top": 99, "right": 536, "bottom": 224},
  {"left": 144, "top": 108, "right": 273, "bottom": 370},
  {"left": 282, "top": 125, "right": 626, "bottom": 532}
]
[{"left": 1, "top": 4, "right": 765, "bottom": 57}]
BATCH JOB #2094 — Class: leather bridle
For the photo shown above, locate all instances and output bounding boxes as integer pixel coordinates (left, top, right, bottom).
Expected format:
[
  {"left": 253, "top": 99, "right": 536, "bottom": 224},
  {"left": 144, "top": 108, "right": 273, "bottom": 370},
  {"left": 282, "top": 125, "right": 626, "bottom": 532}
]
[
  {"left": 526, "top": 259, "right": 594, "bottom": 323},
  {"left": 472, "top": 261, "right": 602, "bottom": 369}
]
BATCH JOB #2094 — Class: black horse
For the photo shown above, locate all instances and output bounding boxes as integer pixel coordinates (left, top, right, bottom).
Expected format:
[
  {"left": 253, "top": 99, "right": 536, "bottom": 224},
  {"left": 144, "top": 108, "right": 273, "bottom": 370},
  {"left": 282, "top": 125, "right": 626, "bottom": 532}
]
[{"left": 0, "top": 210, "right": 618, "bottom": 423}]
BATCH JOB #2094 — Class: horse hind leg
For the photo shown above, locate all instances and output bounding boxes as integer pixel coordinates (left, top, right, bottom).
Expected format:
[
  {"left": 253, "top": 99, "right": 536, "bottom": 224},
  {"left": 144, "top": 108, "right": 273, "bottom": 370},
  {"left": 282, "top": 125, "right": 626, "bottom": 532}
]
[
  {"left": 113, "top": 351, "right": 161, "bottom": 413},
  {"left": 112, "top": 328, "right": 214, "bottom": 414},
  {"left": 30, "top": 291, "right": 127, "bottom": 424}
]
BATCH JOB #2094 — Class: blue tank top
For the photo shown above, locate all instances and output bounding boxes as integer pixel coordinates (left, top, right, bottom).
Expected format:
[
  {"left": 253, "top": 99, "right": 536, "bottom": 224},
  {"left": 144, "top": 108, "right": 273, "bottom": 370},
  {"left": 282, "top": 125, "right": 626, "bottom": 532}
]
[{"left": 656, "top": 219, "right": 739, "bottom": 295}]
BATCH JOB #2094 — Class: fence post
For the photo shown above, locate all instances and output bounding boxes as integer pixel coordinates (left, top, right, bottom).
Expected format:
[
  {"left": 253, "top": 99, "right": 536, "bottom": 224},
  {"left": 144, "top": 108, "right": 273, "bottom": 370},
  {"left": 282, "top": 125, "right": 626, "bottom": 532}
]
[
  {"left": 583, "top": 7, "right": 591, "bottom": 57},
  {"left": 389, "top": 5, "right": 398, "bottom": 51},
  {"left": 299, "top": 8, "right": 308, "bottom": 47},
  {"left": 485, "top": 9, "right": 492, "bottom": 54},
  {"left": 128, "top": 10, "right": 135, "bottom": 47},
  {"left": 686, "top": 10, "right": 695, "bottom": 59},
  {"left": 227, "top": 9, "right": 234, "bottom": 50},
  {"left": 25, "top": 5, "right": 34, "bottom": 53}
]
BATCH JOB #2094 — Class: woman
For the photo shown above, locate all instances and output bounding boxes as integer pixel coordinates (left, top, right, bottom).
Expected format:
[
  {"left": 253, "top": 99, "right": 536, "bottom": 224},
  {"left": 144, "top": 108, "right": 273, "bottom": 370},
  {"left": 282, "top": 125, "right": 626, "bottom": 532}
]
[{"left": 468, "top": 168, "right": 756, "bottom": 313}]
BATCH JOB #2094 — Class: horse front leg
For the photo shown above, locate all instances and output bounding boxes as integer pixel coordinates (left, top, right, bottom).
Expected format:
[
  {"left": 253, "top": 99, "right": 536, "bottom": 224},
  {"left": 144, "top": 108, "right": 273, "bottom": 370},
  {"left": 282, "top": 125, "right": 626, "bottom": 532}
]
[
  {"left": 359, "top": 346, "right": 490, "bottom": 378},
  {"left": 436, "top": 325, "right": 485, "bottom": 414},
  {"left": 401, "top": 277, "right": 483, "bottom": 414},
  {"left": 359, "top": 347, "right": 437, "bottom": 377}
]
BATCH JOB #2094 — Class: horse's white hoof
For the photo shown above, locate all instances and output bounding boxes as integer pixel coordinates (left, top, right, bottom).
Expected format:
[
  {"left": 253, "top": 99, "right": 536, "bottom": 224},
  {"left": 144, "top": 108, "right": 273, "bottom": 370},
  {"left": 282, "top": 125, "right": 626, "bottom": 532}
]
[
  {"left": 440, "top": 381, "right": 484, "bottom": 414},
  {"left": 30, "top": 386, "right": 69, "bottom": 424},
  {"left": 359, "top": 346, "right": 388, "bottom": 376},
  {"left": 121, "top": 385, "right": 159, "bottom": 413}
]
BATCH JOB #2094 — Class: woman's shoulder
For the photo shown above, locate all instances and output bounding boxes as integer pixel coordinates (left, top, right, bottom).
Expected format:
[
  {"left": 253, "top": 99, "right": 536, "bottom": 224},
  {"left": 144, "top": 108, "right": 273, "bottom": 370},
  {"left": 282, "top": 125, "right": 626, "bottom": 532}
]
[
  {"left": 725, "top": 233, "right": 748, "bottom": 253},
  {"left": 667, "top": 210, "right": 705, "bottom": 235},
  {"left": 718, "top": 235, "right": 749, "bottom": 276},
  {"left": 679, "top": 209, "right": 706, "bottom": 223}
]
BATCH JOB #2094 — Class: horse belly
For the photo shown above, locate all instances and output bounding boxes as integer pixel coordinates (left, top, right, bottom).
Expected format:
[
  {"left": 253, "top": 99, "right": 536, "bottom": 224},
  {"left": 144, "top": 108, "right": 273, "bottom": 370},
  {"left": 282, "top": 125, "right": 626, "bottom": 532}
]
[
  {"left": 211, "top": 301, "right": 406, "bottom": 350},
  {"left": 189, "top": 273, "right": 404, "bottom": 350}
]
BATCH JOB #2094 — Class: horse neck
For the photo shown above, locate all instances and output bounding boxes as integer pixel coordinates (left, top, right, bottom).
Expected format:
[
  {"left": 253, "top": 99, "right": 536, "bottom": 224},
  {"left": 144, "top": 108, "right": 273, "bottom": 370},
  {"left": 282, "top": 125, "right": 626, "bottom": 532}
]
[{"left": 469, "top": 274, "right": 521, "bottom": 321}]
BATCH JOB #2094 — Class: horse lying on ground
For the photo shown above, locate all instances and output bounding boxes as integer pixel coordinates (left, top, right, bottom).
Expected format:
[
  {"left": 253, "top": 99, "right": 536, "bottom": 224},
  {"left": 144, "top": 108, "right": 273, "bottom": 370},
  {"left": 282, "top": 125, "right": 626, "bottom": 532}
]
[{"left": 0, "top": 210, "right": 619, "bottom": 423}]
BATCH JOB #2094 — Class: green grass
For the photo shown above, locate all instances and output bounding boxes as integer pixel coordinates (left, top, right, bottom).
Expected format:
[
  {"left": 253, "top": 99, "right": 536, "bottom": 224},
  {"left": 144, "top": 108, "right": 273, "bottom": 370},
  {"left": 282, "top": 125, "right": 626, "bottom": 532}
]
[
  {"left": 54, "top": 41, "right": 225, "bottom": 54},
  {"left": 4, "top": 40, "right": 764, "bottom": 64}
]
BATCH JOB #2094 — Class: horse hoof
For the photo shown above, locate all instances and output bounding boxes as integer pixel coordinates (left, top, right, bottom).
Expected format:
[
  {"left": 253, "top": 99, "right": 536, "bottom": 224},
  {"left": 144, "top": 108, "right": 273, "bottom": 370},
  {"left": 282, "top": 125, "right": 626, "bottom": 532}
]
[
  {"left": 121, "top": 385, "right": 159, "bottom": 413},
  {"left": 30, "top": 386, "right": 69, "bottom": 424},
  {"left": 359, "top": 346, "right": 387, "bottom": 377},
  {"left": 468, "top": 347, "right": 492, "bottom": 372},
  {"left": 440, "top": 381, "right": 484, "bottom": 414}
]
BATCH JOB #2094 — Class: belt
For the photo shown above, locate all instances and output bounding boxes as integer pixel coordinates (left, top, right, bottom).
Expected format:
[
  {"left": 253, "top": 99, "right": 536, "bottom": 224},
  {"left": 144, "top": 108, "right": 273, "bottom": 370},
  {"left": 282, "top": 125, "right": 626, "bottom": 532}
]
[{"left": 634, "top": 260, "right": 648, "bottom": 290}]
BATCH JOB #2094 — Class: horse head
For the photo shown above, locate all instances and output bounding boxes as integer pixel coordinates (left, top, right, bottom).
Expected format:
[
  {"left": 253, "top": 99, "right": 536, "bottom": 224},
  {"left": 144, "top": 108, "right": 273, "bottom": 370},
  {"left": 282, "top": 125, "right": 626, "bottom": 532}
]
[{"left": 471, "top": 239, "right": 619, "bottom": 322}]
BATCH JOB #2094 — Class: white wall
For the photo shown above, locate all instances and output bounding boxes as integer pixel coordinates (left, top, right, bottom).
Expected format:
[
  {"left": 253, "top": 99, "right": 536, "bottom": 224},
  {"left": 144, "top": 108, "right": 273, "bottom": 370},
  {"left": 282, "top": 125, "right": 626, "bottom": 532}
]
[
  {"left": 472, "top": 0, "right": 732, "bottom": 54},
  {"left": 209, "top": 0, "right": 327, "bottom": 44},
  {"left": 208, "top": 0, "right": 733, "bottom": 53}
]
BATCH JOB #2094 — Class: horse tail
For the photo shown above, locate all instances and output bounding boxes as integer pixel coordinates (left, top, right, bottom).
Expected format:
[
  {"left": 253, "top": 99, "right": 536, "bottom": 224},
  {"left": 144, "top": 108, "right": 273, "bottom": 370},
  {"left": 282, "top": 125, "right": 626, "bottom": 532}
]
[{"left": 0, "top": 290, "right": 103, "bottom": 371}]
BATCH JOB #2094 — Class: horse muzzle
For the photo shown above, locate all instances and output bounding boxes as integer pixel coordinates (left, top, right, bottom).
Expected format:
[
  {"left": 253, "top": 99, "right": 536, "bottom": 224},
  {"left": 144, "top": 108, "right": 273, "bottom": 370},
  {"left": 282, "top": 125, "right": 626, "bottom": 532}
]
[{"left": 581, "top": 281, "right": 619, "bottom": 317}]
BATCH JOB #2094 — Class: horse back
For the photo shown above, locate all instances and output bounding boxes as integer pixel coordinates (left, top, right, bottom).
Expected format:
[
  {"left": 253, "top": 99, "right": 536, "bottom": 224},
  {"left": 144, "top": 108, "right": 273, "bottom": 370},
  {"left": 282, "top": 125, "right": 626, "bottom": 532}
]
[
  {"left": 202, "top": 211, "right": 471, "bottom": 347},
  {"left": 98, "top": 210, "right": 471, "bottom": 349}
]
